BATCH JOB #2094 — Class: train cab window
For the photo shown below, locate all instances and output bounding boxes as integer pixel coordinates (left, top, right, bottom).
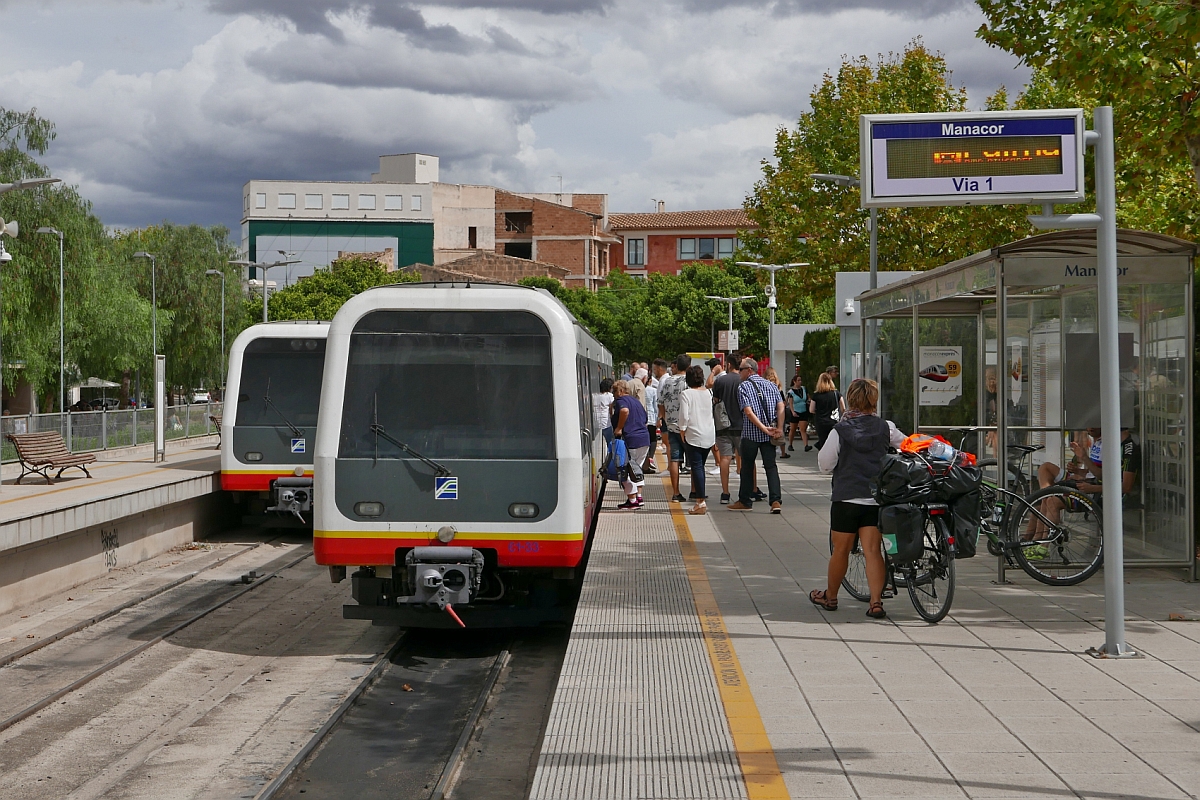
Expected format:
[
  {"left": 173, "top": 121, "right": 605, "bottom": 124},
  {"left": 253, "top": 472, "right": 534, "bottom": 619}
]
[
  {"left": 339, "top": 310, "right": 555, "bottom": 461},
  {"left": 235, "top": 338, "right": 326, "bottom": 428}
]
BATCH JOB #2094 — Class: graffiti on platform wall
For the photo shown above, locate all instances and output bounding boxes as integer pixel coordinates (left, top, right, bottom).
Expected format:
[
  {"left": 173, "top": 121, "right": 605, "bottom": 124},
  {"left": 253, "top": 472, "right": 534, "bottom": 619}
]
[{"left": 101, "top": 528, "right": 119, "bottom": 570}]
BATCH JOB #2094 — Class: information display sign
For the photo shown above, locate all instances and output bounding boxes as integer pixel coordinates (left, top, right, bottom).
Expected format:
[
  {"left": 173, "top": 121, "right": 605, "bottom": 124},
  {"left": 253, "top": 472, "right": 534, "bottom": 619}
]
[{"left": 860, "top": 109, "right": 1085, "bottom": 208}]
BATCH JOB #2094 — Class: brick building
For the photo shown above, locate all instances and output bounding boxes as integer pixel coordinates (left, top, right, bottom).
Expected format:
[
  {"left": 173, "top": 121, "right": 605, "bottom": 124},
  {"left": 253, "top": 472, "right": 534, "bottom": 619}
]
[
  {"left": 607, "top": 208, "right": 755, "bottom": 276},
  {"left": 494, "top": 190, "right": 616, "bottom": 288}
]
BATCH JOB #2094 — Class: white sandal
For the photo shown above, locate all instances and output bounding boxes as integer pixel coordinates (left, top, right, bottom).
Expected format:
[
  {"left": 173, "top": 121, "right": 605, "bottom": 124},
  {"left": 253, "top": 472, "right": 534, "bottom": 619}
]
[{"left": 688, "top": 502, "right": 707, "bottom": 515}]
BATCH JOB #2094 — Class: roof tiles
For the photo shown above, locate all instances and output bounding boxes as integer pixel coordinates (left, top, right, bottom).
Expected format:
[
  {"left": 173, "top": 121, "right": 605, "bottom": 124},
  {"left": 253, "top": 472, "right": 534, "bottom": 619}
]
[{"left": 607, "top": 209, "right": 754, "bottom": 231}]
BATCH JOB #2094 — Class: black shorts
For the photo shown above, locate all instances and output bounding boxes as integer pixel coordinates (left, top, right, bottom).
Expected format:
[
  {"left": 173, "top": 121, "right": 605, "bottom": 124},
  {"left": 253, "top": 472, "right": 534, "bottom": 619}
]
[{"left": 830, "top": 501, "right": 880, "bottom": 532}]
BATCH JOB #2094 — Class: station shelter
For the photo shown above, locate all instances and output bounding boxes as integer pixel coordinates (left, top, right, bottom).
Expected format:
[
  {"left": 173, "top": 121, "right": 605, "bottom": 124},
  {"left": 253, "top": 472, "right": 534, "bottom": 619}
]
[{"left": 855, "top": 229, "right": 1195, "bottom": 573}]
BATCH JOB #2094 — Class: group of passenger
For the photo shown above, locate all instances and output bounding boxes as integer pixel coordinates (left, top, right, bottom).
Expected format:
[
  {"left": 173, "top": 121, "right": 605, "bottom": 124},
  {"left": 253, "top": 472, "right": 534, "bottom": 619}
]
[{"left": 594, "top": 355, "right": 852, "bottom": 519}]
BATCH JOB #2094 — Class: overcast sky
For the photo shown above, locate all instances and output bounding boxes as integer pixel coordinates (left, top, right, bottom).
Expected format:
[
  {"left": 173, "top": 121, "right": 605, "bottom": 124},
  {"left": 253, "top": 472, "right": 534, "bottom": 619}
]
[{"left": 0, "top": 0, "right": 1027, "bottom": 231}]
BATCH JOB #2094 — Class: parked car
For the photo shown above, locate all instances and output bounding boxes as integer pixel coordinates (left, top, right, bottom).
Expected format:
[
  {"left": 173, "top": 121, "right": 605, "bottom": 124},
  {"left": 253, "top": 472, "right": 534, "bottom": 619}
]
[
  {"left": 190, "top": 390, "right": 211, "bottom": 404},
  {"left": 89, "top": 397, "right": 121, "bottom": 410}
]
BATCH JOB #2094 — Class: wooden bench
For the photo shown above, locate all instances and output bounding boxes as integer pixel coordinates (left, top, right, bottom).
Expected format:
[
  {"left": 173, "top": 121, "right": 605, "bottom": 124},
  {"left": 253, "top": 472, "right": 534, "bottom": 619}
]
[{"left": 7, "top": 431, "right": 97, "bottom": 485}]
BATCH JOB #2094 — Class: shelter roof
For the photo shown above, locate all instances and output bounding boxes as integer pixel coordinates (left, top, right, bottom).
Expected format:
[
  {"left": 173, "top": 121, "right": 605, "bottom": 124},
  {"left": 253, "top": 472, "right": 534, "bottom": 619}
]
[{"left": 856, "top": 229, "right": 1195, "bottom": 318}]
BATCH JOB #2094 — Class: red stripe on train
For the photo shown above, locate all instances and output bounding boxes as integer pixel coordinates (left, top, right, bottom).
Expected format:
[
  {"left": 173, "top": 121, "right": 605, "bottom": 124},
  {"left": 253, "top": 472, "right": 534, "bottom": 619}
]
[
  {"left": 313, "top": 536, "right": 585, "bottom": 568},
  {"left": 221, "top": 472, "right": 288, "bottom": 492}
]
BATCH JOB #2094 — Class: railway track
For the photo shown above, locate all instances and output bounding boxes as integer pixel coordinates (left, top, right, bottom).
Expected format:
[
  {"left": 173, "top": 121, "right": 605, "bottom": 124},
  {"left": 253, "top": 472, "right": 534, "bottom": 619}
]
[{"left": 265, "top": 629, "right": 570, "bottom": 800}]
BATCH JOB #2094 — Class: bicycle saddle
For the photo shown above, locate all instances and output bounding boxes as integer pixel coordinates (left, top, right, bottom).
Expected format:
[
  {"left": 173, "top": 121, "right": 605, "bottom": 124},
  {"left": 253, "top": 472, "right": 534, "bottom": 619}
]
[{"left": 1007, "top": 444, "right": 1044, "bottom": 455}]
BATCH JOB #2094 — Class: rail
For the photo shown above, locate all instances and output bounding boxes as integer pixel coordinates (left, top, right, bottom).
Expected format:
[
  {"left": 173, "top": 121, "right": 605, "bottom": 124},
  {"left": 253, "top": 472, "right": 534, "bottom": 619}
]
[{"left": 0, "top": 402, "right": 223, "bottom": 463}]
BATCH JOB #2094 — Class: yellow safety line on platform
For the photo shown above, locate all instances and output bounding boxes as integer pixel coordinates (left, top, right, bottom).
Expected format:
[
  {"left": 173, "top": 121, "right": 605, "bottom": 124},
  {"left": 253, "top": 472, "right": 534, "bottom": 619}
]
[{"left": 659, "top": 470, "right": 789, "bottom": 799}]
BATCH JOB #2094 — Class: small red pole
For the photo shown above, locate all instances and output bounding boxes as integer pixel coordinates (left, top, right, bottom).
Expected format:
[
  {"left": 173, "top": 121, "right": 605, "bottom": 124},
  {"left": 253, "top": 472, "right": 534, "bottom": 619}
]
[{"left": 445, "top": 603, "right": 466, "bottom": 628}]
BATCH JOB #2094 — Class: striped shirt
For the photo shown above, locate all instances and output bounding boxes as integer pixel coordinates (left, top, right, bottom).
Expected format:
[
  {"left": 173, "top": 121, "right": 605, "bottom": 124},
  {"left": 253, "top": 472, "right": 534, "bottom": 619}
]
[{"left": 737, "top": 375, "right": 783, "bottom": 443}]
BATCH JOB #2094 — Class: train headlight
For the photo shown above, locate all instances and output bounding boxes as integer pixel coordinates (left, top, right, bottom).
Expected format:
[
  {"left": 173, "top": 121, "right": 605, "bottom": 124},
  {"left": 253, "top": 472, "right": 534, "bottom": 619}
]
[
  {"left": 355, "top": 501, "right": 384, "bottom": 517},
  {"left": 245, "top": 452, "right": 263, "bottom": 462},
  {"left": 508, "top": 503, "right": 539, "bottom": 518},
  {"left": 437, "top": 525, "right": 457, "bottom": 543}
]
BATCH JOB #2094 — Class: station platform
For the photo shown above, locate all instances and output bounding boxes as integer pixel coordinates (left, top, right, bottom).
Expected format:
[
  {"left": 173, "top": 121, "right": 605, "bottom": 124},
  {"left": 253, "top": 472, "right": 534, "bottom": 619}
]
[
  {"left": 532, "top": 454, "right": 1200, "bottom": 800},
  {"left": 0, "top": 437, "right": 227, "bottom": 614}
]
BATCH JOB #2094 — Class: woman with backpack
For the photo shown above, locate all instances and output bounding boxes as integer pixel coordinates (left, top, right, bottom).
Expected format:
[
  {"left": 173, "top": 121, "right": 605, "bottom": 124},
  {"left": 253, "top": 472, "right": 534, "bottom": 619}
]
[
  {"left": 808, "top": 371, "right": 846, "bottom": 452},
  {"left": 810, "top": 378, "right": 906, "bottom": 619},
  {"left": 787, "top": 373, "right": 810, "bottom": 452},
  {"left": 612, "top": 380, "right": 649, "bottom": 510}
]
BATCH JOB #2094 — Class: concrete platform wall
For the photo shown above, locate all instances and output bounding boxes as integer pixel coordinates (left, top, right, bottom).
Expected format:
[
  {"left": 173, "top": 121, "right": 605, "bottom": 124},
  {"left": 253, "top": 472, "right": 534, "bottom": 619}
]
[{"left": 0, "top": 490, "right": 236, "bottom": 616}]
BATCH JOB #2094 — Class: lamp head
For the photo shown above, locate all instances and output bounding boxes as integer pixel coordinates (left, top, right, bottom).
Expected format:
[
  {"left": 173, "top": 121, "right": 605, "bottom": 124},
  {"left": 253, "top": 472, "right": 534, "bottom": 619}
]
[
  {"left": 843, "top": 299, "right": 855, "bottom": 317},
  {"left": 133, "top": 251, "right": 153, "bottom": 260},
  {"left": 36, "top": 226, "right": 61, "bottom": 237},
  {"left": 0, "top": 242, "right": 10, "bottom": 262},
  {"left": 205, "top": 269, "right": 222, "bottom": 276}
]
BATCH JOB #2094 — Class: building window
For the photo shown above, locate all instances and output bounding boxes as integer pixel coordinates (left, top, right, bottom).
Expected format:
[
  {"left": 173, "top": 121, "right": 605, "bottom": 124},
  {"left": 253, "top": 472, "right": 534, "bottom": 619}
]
[
  {"left": 504, "top": 212, "right": 532, "bottom": 233},
  {"left": 468, "top": 226, "right": 478, "bottom": 249},
  {"left": 358, "top": 194, "right": 377, "bottom": 210},
  {"left": 411, "top": 195, "right": 423, "bottom": 211},
  {"left": 305, "top": 193, "right": 323, "bottom": 209},
  {"left": 384, "top": 195, "right": 403, "bottom": 210},
  {"left": 504, "top": 242, "right": 533, "bottom": 260},
  {"left": 277, "top": 193, "right": 296, "bottom": 209},
  {"left": 255, "top": 193, "right": 266, "bottom": 209},
  {"left": 717, "top": 238, "right": 734, "bottom": 259},
  {"left": 243, "top": 195, "right": 250, "bottom": 212},
  {"left": 626, "top": 238, "right": 645, "bottom": 266},
  {"left": 678, "top": 238, "right": 696, "bottom": 260},
  {"left": 698, "top": 238, "right": 715, "bottom": 259},
  {"left": 331, "top": 194, "right": 349, "bottom": 210}
]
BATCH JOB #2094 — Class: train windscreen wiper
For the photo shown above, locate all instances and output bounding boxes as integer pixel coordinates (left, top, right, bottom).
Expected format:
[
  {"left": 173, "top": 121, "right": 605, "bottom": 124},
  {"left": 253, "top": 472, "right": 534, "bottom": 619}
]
[
  {"left": 263, "top": 378, "right": 303, "bottom": 438},
  {"left": 370, "top": 394, "right": 451, "bottom": 475}
]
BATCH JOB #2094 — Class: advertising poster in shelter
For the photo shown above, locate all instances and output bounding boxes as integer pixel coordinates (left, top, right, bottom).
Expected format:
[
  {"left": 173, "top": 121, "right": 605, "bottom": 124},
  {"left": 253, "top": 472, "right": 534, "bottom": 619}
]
[{"left": 918, "top": 346, "right": 963, "bottom": 406}]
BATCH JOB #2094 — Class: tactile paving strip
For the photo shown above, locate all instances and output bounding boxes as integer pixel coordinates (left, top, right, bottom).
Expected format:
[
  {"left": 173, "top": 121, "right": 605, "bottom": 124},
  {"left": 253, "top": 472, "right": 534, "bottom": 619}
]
[{"left": 529, "top": 481, "right": 747, "bottom": 800}]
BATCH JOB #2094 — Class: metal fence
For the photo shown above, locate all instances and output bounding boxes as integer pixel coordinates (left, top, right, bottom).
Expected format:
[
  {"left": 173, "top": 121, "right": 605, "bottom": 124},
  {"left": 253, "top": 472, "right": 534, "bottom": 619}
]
[{"left": 0, "top": 402, "right": 223, "bottom": 463}]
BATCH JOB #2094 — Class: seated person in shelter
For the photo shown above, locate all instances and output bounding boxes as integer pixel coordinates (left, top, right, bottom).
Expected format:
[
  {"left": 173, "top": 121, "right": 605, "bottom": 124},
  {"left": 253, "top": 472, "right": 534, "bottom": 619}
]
[{"left": 1028, "top": 427, "right": 1139, "bottom": 538}]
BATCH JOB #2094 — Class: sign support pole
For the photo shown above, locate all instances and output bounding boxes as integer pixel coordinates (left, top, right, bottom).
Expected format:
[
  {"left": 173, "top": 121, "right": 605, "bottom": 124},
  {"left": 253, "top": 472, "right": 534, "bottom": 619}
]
[
  {"left": 1027, "top": 106, "right": 1135, "bottom": 658},
  {"left": 154, "top": 354, "right": 166, "bottom": 463}
]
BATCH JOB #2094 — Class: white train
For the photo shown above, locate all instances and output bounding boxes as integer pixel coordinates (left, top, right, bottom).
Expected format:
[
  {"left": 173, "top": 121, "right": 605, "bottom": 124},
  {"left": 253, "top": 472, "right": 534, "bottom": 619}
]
[
  {"left": 221, "top": 321, "right": 329, "bottom": 519},
  {"left": 312, "top": 283, "right": 612, "bottom": 627}
]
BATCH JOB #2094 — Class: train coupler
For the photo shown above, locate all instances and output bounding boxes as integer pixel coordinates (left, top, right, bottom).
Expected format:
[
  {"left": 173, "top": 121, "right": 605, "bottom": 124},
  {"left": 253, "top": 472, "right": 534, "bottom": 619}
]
[
  {"left": 266, "top": 476, "right": 312, "bottom": 521},
  {"left": 403, "top": 546, "right": 485, "bottom": 610}
]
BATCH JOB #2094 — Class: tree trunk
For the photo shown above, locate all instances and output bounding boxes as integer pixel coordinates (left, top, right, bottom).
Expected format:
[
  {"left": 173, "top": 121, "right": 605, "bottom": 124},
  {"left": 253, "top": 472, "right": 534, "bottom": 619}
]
[
  {"left": 120, "top": 370, "right": 131, "bottom": 407},
  {"left": 1188, "top": 133, "right": 1200, "bottom": 192}
]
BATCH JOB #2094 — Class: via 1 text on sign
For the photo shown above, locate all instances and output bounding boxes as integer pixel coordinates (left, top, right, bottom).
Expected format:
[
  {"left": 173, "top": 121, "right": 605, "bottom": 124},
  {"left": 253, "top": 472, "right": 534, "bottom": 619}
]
[{"left": 859, "top": 109, "right": 1085, "bottom": 208}]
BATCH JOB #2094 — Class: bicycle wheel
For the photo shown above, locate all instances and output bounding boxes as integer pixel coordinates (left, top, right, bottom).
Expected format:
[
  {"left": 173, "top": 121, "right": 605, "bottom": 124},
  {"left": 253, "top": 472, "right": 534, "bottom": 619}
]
[
  {"left": 906, "top": 515, "right": 955, "bottom": 623},
  {"left": 1008, "top": 485, "right": 1103, "bottom": 586},
  {"left": 831, "top": 530, "right": 871, "bottom": 602}
]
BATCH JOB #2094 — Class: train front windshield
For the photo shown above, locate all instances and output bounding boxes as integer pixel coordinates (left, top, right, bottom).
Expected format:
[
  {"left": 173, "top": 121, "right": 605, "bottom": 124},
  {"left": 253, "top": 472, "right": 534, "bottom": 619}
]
[
  {"left": 236, "top": 337, "right": 326, "bottom": 428},
  {"left": 339, "top": 310, "right": 555, "bottom": 460}
]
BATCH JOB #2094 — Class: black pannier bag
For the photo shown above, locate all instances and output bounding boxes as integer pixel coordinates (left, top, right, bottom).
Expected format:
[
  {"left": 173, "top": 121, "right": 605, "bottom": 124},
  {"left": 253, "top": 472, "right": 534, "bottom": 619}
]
[
  {"left": 872, "top": 453, "right": 934, "bottom": 505},
  {"left": 949, "top": 490, "right": 982, "bottom": 559},
  {"left": 880, "top": 503, "right": 925, "bottom": 565},
  {"left": 934, "top": 464, "right": 983, "bottom": 502}
]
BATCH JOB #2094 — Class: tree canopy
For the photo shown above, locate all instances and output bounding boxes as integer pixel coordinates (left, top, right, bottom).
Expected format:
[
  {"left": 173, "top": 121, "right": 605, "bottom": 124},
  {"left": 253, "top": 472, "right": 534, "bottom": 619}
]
[
  {"left": 521, "top": 263, "right": 832, "bottom": 365},
  {"left": 266, "top": 255, "right": 420, "bottom": 322},
  {"left": 743, "top": 41, "right": 1035, "bottom": 305}
]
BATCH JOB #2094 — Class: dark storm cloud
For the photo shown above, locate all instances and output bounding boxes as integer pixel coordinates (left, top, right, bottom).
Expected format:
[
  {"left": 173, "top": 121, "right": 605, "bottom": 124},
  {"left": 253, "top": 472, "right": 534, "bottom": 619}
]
[{"left": 208, "top": 0, "right": 609, "bottom": 38}]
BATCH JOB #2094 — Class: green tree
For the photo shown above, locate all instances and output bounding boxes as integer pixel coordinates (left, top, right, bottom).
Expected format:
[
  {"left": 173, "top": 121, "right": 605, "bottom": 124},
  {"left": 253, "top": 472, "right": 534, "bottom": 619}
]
[
  {"left": 744, "top": 41, "right": 1034, "bottom": 305},
  {"left": 0, "top": 107, "right": 155, "bottom": 409},
  {"left": 267, "top": 255, "right": 419, "bottom": 322},
  {"left": 111, "top": 223, "right": 242, "bottom": 394},
  {"left": 977, "top": 0, "right": 1200, "bottom": 190}
]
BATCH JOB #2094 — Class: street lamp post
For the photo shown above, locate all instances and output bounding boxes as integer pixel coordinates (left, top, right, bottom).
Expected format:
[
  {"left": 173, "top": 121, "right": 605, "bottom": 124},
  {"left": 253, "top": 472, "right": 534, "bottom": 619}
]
[
  {"left": 704, "top": 294, "right": 756, "bottom": 358},
  {"left": 205, "top": 269, "right": 226, "bottom": 392},
  {"left": 230, "top": 257, "right": 300, "bottom": 322},
  {"left": 811, "top": 173, "right": 875, "bottom": 378},
  {"left": 36, "top": 227, "right": 64, "bottom": 411},
  {"left": 736, "top": 261, "right": 806, "bottom": 371}
]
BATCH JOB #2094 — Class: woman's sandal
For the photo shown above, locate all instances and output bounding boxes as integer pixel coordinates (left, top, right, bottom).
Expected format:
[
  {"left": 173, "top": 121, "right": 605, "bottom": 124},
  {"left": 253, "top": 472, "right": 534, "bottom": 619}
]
[
  {"left": 808, "top": 589, "right": 838, "bottom": 611},
  {"left": 866, "top": 601, "right": 887, "bottom": 619}
]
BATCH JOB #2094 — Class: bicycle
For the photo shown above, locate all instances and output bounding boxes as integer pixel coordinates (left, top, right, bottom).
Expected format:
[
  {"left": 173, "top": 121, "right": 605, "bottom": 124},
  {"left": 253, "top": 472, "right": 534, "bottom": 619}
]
[
  {"left": 832, "top": 501, "right": 956, "bottom": 623},
  {"left": 949, "top": 430, "right": 1104, "bottom": 586}
]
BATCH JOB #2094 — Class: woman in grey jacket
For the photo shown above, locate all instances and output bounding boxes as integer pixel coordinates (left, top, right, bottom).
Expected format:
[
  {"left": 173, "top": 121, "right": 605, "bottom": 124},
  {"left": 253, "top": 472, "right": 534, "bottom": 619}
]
[{"left": 810, "top": 378, "right": 905, "bottom": 619}]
